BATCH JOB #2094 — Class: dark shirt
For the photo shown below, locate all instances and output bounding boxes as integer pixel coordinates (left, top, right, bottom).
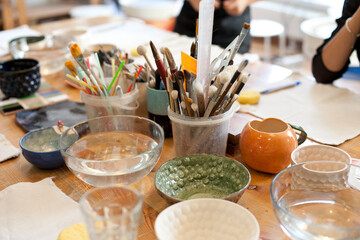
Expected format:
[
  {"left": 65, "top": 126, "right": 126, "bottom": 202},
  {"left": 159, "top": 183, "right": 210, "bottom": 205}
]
[
  {"left": 174, "top": 1, "right": 251, "bottom": 54},
  {"left": 312, "top": 0, "right": 360, "bottom": 83}
]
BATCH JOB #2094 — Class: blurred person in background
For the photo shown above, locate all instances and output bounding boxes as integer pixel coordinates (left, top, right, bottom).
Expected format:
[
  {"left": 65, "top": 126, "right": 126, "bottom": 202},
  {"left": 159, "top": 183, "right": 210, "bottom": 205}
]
[
  {"left": 174, "top": 0, "right": 259, "bottom": 54},
  {"left": 312, "top": 1, "right": 360, "bottom": 83}
]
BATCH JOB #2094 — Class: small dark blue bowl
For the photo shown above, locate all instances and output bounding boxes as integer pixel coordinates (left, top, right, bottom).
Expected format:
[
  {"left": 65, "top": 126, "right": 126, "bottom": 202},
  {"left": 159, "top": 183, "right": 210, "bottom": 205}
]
[{"left": 19, "top": 126, "right": 64, "bottom": 169}]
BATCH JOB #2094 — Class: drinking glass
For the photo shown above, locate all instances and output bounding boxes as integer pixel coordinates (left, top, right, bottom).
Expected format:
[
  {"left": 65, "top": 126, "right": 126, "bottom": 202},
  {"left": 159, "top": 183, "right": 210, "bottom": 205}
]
[{"left": 79, "top": 186, "right": 143, "bottom": 240}]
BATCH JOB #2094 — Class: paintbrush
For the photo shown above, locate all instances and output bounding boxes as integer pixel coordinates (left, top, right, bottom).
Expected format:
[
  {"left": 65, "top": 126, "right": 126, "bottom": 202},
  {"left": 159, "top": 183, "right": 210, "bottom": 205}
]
[
  {"left": 99, "top": 44, "right": 112, "bottom": 64},
  {"left": 180, "top": 101, "right": 188, "bottom": 116},
  {"left": 191, "top": 103, "right": 199, "bottom": 117},
  {"left": 203, "top": 71, "right": 229, "bottom": 117},
  {"left": 190, "top": 42, "right": 195, "bottom": 58},
  {"left": 174, "top": 71, "right": 192, "bottom": 116},
  {"left": 220, "top": 74, "right": 245, "bottom": 110},
  {"left": 64, "top": 60, "right": 80, "bottom": 79},
  {"left": 235, "top": 73, "right": 249, "bottom": 94},
  {"left": 160, "top": 47, "right": 168, "bottom": 77},
  {"left": 183, "top": 69, "right": 196, "bottom": 101},
  {"left": 210, "top": 59, "right": 248, "bottom": 116},
  {"left": 69, "top": 43, "right": 105, "bottom": 96},
  {"left": 228, "top": 23, "right": 250, "bottom": 65},
  {"left": 164, "top": 47, "right": 177, "bottom": 74},
  {"left": 171, "top": 90, "right": 180, "bottom": 114},
  {"left": 149, "top": 79, "right": 156, "bottom": 88},
  {"left": 222, "top": 94, "right": 239, "bottom": 113},
  {"left": 149, "top": 41, "right": 167, "bottom": 90},
  {"left": 166, "top": 73, "right": 174, "bottom": 111},
  {"left": 194, "top": 82, "right": 205, "bottom": 117},
  {"left": 137, "top": 45, "right": 156, "bottom": 76},
  {"left": 108, "top": 60, "right": 125, "bottom": 96}
]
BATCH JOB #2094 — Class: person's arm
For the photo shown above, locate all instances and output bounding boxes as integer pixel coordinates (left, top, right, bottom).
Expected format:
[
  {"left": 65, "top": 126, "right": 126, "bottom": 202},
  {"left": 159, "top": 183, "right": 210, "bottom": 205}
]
[
  {"left": 312, "top": 2, "right": 360, "bottom": 83},
  {"left": 322, "top": 7, "right": 360, "bottom": 72}
]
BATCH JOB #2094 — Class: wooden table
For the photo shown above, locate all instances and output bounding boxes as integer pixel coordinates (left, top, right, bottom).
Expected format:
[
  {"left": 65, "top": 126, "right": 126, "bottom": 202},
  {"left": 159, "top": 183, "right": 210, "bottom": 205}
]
[{"left": 1, "top": 17, "right": 360, "bottom": 240}]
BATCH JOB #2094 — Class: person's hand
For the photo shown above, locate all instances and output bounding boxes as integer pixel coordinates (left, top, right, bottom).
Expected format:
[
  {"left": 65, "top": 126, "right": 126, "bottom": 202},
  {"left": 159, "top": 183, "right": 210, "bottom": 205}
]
[
  {"left": 223, "top": 0, "right": 251, "bottom": 16},
  {"left": 187, "top": 0, "right": 202, "bottom": 12},
  {"left": 187, "top": 0, "right": 222, "bottom": 12}
]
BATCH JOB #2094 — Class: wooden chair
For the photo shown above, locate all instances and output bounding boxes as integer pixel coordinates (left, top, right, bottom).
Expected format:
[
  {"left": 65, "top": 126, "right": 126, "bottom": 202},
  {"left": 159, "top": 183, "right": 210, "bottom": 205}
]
[{"left": 1, "top": 0, "right": 28, "bottom": 30}]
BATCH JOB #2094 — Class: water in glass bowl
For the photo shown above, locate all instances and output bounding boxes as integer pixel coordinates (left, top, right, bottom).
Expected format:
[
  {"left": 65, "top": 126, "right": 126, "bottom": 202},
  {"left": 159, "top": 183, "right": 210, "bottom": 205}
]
[
  {"left": 65, "top": 131, "right": 158, "bottom": 186},
  {"left": 277, "top": 191, "right": 360, "bottom": 239}
]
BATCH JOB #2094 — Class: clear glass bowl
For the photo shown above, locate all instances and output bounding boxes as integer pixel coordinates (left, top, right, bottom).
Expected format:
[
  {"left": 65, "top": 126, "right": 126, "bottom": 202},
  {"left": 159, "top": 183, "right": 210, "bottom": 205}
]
[
  {"left": 9, "top": 35, "right": 70, "bottom": 76},
  {"left": 59, "top": 115, "right": 164, "bottom": 187},
  {"left": 271, "top": 161, "right": 360, "bottom": 240}
]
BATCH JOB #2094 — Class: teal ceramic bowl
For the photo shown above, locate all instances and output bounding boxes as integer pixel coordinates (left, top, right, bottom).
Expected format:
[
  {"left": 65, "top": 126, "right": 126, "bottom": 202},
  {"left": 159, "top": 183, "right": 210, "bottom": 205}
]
[{"left": 155, "top": 154, "right": 251, "bottom": 203}]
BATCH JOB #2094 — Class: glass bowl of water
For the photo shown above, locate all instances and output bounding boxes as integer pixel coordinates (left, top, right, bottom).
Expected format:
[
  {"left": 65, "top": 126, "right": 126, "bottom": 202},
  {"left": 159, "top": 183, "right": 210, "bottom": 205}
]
[
  {"left": 59, "top": 115, "right": 164, "bottom": 187},
  {"left": 270, "top": 161, "right": 360, "bottom": 240}
]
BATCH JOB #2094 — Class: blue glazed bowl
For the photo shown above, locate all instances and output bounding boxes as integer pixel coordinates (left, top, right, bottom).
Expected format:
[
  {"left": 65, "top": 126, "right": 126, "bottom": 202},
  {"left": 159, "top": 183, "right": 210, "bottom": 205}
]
[{"left": 19, "top": 126, "right": 64, "bottom": 169}]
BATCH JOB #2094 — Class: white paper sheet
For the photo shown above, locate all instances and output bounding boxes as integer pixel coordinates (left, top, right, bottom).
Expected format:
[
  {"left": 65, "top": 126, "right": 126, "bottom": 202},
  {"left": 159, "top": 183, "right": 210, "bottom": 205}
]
[
  {"left": 0, "top": 178, "right": 83, "bottom": 240},
  {"left": 0, "top": 134, "right": 20, "bottom": 162},
  {"left": 240, "top": 73, "right": 360, "bottom": 145}
]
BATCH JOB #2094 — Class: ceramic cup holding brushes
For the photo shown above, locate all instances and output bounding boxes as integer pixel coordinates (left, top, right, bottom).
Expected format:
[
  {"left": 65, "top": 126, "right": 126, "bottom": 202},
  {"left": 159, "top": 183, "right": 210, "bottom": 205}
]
[
  {"left": 138, "top": 42, "right": 173, "bottom": 137},
  {"left": 146, "top": 84, "right": 172, "bottom": 138}
]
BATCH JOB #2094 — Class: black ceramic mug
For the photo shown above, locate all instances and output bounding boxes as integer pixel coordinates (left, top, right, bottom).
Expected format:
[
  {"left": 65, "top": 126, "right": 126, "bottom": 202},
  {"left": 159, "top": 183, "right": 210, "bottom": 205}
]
[{"left": 0, "top": 58, "right": 41, "bottom": 98}]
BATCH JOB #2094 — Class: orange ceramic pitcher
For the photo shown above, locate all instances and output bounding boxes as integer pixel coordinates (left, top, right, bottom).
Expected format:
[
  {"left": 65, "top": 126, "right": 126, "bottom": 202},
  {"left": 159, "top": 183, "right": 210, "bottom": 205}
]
[{"left": 239, "top": 118, "right": 306, "bottom": 174}]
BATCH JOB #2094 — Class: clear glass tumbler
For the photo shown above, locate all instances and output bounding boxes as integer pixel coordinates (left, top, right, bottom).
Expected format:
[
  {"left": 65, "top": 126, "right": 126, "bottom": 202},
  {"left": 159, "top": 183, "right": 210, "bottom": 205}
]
[{"left": 79, "top": 186, "right": 143, "bottom": 240}]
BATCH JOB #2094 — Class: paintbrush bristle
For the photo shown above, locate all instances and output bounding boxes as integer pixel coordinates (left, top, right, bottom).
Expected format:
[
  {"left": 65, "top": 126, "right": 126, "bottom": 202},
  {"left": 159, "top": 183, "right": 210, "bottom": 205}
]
[
  {"left": 243, "top": 23, "right": 250, "bottom": 30},
  {"left": 218, "top": 71, "right": 231, "bottom": 85},
  {"left": 208, "top": 85, "right": 217, "bottom": 98},
  {"left": 149, "top": 41, "right": 160, "bottom": 60},
  {"left": 195, "top": 82, "right": 204, "bottom": 94},
  {"left": 238, "top": 59, "right": 249, "bottom": 72},
  {"left": 171, "top": 90, "right": 178, "bottom": 99},
  {"left": 137, "top": 45, "right": 147, "bottom": 56},
  {"left": 65, "top": 60, "right": 76, "bottom": 71},
  {"left": 241, "top": 74, "right": 249, "bottom": 83},
  {"left": 165, "top": 48, "right": 176, "bottom": 69},
  {"left": 70, "top": 43, "right": 82, "bottom": 59}
]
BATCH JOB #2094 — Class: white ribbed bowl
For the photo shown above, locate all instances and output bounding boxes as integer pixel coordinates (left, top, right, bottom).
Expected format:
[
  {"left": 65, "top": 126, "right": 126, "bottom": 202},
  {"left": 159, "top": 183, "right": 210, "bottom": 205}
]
[
  {"left": 291, "top": 144, "right": 351, "bottom": 165},
  {"left": 155, "top": 198, "right": 260, "bottom": 240},
  {"left": 291, "top": 145, "right": 351, "bottom": 191}
]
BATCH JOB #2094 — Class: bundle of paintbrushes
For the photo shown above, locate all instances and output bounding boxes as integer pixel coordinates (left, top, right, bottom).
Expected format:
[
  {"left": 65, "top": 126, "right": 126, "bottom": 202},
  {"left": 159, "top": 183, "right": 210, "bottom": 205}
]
[
  {"left": 64, "top": 42, "right": 143, "bottom": 98},
  {"left": 140, "top": 22, "right": 251, "bottom": 119}
]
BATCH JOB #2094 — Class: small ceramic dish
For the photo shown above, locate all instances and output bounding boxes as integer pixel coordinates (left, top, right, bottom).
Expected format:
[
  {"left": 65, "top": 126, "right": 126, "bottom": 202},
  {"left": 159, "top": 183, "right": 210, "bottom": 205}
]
[
  {"left": 155, "top": 198, "right": 260, "bottom": 240},
  {"left": 19, "top": 125, "right": 66, "bottom": 169},
  {"left": 155, "top": 154, "right": 251, "bottom": 203}
]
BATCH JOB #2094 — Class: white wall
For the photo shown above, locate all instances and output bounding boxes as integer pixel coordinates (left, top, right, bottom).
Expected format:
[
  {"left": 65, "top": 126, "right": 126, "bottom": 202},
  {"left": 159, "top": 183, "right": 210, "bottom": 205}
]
[{"left": 250, "top": 0, "right": 341, "bottom": 40}]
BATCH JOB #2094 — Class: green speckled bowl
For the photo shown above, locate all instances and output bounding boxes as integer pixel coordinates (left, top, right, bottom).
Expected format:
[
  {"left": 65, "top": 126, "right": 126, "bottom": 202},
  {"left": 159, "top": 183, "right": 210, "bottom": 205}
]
[{"left": 155, "top": 154, "right": 251, "bottom": 203}]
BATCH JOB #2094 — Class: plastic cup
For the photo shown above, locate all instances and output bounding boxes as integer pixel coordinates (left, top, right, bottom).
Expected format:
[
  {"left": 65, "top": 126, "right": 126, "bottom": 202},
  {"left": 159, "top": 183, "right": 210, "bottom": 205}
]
[
  {"left": 79, "top": 186, "right": 143, "bottom": 240},
  {"left": 80, "top": 88, "right": 139, "bottom": 119},
  {"left": 168, "top": 107, "right": 234, "bottom": 156}
]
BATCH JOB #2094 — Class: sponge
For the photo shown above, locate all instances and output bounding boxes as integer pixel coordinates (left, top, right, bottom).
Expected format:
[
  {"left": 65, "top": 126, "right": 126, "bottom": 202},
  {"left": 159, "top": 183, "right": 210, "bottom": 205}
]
[
  {"left": 237, "top": 91, "right": 260, "bottom": 105},
  {"left": 58, "top": 223, "right": 90, "bottom": 240}
]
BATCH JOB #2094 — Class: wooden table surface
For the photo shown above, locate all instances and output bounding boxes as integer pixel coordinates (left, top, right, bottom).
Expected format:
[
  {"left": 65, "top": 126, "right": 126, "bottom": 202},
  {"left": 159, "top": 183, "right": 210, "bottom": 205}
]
[{"left": 1, "top": 17, "right": 360, "bottom": 240}]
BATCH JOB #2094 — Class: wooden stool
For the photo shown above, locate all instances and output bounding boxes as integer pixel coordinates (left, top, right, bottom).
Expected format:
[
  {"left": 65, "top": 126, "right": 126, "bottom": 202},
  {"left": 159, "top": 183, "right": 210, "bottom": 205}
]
[{"left": 250, "top": 19, "right": 285, "bottom": 62}]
